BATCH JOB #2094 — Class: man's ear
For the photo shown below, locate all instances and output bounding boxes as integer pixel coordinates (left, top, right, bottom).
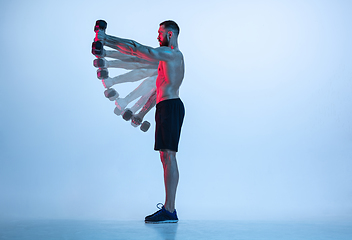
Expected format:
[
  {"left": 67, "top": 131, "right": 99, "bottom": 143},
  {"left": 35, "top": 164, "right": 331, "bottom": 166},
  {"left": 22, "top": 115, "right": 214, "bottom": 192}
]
[{"left": 168, "top": 31, "right": 173, "bottom": 39}]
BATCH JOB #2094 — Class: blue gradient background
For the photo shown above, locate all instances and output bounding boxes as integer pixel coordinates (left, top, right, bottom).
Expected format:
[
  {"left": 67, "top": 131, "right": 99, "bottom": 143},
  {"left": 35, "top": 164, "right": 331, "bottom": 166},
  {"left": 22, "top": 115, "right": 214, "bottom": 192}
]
[{"left": 0, "top": 0, "right": 351, "bottom": 221}]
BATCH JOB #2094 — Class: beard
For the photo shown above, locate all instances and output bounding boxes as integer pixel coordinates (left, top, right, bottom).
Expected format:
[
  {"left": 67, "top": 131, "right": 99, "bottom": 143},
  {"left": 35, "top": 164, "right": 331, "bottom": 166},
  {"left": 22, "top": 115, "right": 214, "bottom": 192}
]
[{"left": 159, "top": 37, "right": 169, "bottom": 47}]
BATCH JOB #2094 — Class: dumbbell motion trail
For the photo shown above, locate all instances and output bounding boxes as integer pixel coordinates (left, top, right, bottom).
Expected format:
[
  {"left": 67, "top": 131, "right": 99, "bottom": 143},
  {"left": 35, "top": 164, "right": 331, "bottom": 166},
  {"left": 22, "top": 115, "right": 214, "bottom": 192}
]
[
  {"left": 114, "top": 75, "right": 156, "bottom": 113},
  {"left": 92, "top": 20, "right": 158, "bottom": 132},
  {"left": 122, "top": 88, "right": 157, "bottom": 131}
]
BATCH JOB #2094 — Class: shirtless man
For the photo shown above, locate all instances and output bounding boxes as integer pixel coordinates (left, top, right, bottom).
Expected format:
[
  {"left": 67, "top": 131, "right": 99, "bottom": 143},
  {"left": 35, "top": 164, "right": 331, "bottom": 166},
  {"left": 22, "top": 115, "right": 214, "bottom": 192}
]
[{"left": 95, "top": 20, "right": 185, "bottom": 223}]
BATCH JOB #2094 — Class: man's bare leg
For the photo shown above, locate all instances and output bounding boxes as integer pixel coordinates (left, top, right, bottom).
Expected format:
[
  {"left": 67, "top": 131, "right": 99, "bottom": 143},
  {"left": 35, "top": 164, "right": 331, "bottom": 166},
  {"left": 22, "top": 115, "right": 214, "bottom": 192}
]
[{"left": 160, "top": 150, "right": 179, "bottom": 213}]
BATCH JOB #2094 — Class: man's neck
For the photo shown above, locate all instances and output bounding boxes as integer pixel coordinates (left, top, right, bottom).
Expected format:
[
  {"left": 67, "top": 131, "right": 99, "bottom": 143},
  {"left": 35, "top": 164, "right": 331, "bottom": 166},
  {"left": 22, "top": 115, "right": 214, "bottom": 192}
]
[{"left": 168, "top": 39, "right": 178, "bottom": 50}]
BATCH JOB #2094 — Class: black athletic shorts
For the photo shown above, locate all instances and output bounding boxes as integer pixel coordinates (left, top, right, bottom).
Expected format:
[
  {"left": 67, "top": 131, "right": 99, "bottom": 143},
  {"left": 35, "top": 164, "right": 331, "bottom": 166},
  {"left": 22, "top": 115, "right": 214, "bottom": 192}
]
[{"left": 154, "top": 98, "right": 185, "bottom": 152}]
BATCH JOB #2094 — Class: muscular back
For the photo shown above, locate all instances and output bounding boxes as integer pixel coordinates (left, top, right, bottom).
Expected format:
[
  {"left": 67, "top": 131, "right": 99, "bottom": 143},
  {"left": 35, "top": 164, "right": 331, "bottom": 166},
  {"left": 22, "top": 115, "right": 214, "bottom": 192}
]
[{"left": 156, "top": 50, "right": 184, "bottom": 103}]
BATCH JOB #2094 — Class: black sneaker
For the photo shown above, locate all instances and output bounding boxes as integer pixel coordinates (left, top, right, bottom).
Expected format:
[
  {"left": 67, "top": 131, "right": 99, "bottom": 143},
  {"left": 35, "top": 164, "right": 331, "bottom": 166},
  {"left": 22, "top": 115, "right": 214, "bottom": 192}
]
[{"left": 145, "top": 203, "right": 178, "bottom": 223}]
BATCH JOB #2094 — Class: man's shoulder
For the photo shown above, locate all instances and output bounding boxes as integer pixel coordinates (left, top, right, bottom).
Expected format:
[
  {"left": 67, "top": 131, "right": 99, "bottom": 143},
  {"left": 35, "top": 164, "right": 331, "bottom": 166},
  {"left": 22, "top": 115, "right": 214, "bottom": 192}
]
[
  {"left": 155, "top": 47, "right": 183, "bottom": 63},
  {"left": 171, "top": 48, "right": 183, "bottom": 60}
]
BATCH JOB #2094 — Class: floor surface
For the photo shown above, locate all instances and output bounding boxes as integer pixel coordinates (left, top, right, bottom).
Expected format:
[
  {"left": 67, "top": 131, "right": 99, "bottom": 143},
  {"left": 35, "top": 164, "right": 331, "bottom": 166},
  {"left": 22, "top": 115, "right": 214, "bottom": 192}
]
[{"left": 1, "top": 219, "right": 351, "bottom": 240}]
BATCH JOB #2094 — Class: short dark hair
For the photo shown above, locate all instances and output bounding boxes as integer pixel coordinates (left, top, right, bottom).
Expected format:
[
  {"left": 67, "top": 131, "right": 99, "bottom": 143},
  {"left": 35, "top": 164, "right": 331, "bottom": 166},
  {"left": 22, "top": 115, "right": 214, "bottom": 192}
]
[{"left": 160, "top": 20, "right": 180, "bottom": 35}]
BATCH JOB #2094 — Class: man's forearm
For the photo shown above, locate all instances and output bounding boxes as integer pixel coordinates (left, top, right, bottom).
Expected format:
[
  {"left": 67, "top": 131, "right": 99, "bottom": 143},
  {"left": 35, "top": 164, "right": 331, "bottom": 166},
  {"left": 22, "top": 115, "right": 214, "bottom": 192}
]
[
  {"left": 103, "top": 34, "right": 158, "bottom": 62},
  {"left": 106, "top": 60, "right": 158, "bottom": 69},
  {"left": 105, "top": 34, "right": 139, "bottom": 56},
  {"left": 105, "top": 48, "right": 157, "bottom": 65},
  {"left": 105, "top": 49, "right": 135, "bottom": 60}
]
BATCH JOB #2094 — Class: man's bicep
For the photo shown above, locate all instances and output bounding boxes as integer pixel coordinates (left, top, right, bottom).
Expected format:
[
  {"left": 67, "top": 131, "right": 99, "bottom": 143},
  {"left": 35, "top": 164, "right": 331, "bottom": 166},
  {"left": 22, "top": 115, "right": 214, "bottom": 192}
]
[{"left": 138, "top": 46, "right": 173, "bottom": 62}]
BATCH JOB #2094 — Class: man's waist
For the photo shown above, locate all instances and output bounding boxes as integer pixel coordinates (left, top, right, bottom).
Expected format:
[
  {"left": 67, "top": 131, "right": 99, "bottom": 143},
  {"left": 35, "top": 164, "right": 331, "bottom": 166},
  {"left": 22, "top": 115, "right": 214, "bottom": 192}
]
[
  {"left": 156, "top": 94, "right": 180, "bottom": 104},
  {"left": 156, "top": 97, "right": 182, "bottom": 107}
]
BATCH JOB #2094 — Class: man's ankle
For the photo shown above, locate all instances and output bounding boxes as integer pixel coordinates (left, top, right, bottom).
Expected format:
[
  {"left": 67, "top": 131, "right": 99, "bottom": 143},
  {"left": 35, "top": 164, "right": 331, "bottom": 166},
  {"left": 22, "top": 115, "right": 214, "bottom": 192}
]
[{"left": 164, "top": 205, "right": 175, "bottom": 213}]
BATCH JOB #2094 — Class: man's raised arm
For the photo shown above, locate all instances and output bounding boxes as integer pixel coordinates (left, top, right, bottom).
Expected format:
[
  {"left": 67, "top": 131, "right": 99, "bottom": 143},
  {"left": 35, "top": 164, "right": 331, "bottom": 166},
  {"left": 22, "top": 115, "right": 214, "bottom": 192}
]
[{"left": 96, "top": 31, "right": 173, "bottom": 62}]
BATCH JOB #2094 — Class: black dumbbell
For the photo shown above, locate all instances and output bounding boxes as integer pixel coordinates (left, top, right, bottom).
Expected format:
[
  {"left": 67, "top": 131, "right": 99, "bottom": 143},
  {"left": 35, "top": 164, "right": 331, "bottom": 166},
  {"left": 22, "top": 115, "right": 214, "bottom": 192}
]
[
  {"left": 131, "top": 115, "right": 151, "bottom": 132},
  {"left": 122, "top": 109, "right": 133, "bottom": 121},
  {"left": 123, "top": 109, "right": 151, "bottom": 132},
  {"left": 92, "top": 41, "right": 105, "bottom": 57},
  {"left": 94, "top": 20, "right": 107, "bottom": 32},
  {"left": 104, "top": 88, "right": 119, "bottom": 101},
  {"left": 97, "top": 68, "right": 108, "bottom": 79},
  {"left": 92, "top": 20, "right": 107, "bottom": 57},
  {"left": 140, "top": 121, "right": 151, "bottom": 132},
  {"left": 93, "top": 58, "right": 106, "bottom": 68}
]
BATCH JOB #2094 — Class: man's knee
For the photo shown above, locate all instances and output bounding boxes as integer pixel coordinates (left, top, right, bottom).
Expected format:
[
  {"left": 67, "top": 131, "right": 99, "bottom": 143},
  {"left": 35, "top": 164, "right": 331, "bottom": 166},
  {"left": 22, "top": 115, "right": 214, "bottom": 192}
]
[{"left": 159, "top": 149, "right": 176, "bottom": 162}]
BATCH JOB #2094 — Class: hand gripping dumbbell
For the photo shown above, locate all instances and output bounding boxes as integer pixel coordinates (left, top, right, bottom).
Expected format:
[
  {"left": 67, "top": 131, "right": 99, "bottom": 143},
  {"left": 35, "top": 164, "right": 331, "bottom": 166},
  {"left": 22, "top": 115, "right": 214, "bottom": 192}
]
[
  {"left": 93, "top": 21, "right": 109, "bottom": 77},
  {"left": 92, "top": 20, "right": 118, "bottom": 101},
  {"left": 96, "top": 67, "right": 108, "bottom": 79},
  {"left": 92, "top": 58, "right": 118, "bottom": 100},
  {"left": 104, "top": 88, "right": 119, "bottom": 101},
  {"left": 92, "top": 41, "right": 106, "bottom": 57},
  {"left": 97, "top": 69, "right": 119, "bottom": 101},
  {"left": 92, "top": 56, "right": 109, "bottom": 79},
  {"left": 92, "top": 19, "right": 107, "bottom": 57},
  {"left": 93, "top": 58, "right": 107, "bottom": 68},
  {"left": 95, "top": 64, "right": 119, "bottom": 100},
  {"left": 122, "top": 109, "right": 151, "bottom": 132}
]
